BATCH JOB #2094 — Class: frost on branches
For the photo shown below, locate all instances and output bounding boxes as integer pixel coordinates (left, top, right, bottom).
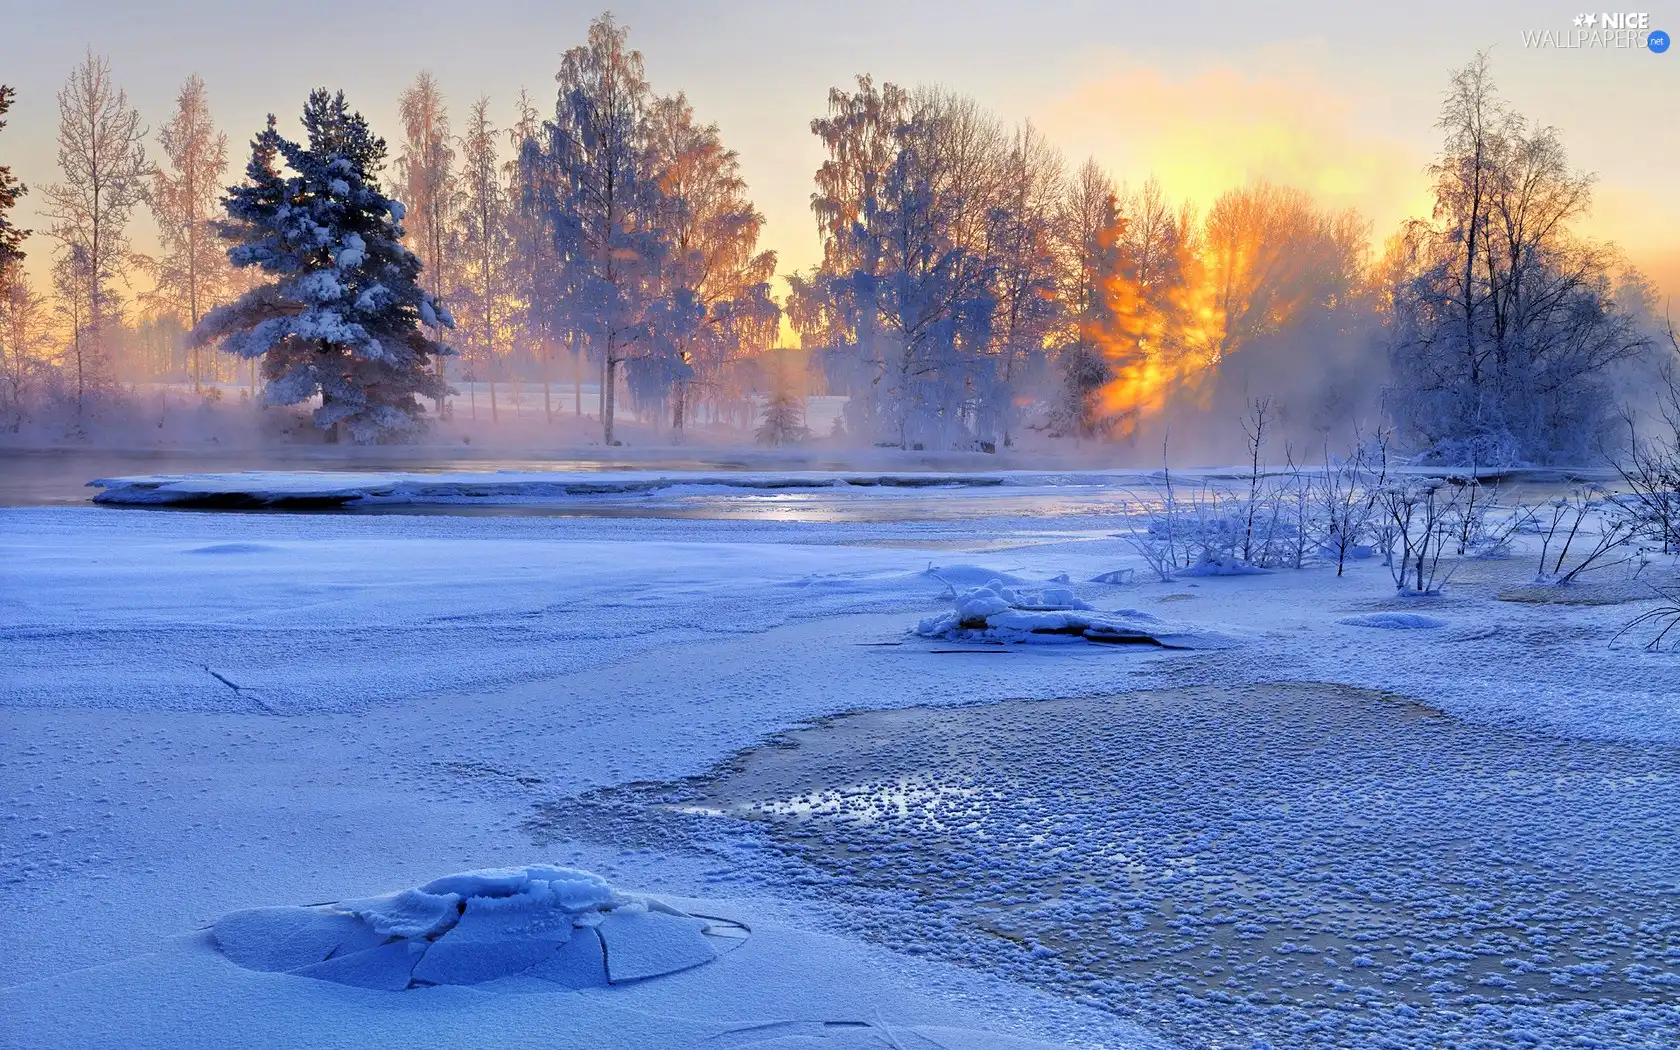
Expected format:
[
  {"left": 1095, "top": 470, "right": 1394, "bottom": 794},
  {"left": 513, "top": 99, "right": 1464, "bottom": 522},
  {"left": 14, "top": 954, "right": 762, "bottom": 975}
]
[{"left": 193, "top": 89, "right": 453, "bottom": 442}]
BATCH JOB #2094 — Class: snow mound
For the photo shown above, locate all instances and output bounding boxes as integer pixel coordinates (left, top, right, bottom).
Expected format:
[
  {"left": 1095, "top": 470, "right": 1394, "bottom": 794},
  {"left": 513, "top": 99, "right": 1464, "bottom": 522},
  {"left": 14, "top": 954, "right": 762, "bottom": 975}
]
[
  {"left": 212, "top": 864, "right": 745, "bottom": 990},
  {"left": 1175, "top": 557, "right": 1273, "bottom": 578},
  {"left": 1338, "top": 613, "right": 1448, "bottom": 630},
  {"left": 922, "top": 564, "right": 1033, "bottom": 588},
  {"left": 916, "top": 580, "right": 1223, "bottom": 648}
]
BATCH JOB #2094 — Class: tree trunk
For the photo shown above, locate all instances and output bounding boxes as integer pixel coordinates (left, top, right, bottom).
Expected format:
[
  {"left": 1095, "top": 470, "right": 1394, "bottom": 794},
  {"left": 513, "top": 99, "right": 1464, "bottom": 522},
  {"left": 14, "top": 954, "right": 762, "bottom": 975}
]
[
  {"left": 539, "top": 338, "right": 549, "bottom": 424},
  {"left": 573, "top": 336, "right": 582, "bottom": 417},
  {"left": 603, "top": 347, "right": 617, "bottom": 445}
]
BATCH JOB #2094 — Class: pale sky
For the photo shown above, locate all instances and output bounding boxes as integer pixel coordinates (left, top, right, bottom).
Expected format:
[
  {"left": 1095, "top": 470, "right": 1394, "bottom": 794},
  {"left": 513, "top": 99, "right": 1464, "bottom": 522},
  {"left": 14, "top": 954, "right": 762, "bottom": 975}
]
[{"left": 3, "top": 1, "right": 1676, "bottom": 298}]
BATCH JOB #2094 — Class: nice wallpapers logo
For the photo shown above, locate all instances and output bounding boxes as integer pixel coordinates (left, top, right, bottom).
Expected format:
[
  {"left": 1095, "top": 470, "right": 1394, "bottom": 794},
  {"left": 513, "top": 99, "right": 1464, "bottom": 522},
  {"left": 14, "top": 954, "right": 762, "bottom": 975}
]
[{"left": 1522, "top": 11, "right": 1671, "bottom": 50}]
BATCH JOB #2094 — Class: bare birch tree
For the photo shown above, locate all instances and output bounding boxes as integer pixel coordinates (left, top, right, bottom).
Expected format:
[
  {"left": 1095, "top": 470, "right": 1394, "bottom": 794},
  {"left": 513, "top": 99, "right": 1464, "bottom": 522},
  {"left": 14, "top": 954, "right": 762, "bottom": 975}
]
[
  {"left": 41, "top": 50, "right": 150, "bottom": 406},
  {"left": 148, "top": 73, "right": 229, "bottom": 392}
]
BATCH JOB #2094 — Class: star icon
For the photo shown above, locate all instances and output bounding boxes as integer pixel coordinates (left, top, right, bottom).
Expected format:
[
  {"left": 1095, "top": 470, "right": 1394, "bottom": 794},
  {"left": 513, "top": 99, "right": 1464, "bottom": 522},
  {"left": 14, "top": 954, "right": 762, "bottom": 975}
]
[
  {"left": 1584, "top": 12, "right": 1598, "bottom": 26},
  {"left": 1574, "top": 13, "right": 1586, "bottom": 25}
]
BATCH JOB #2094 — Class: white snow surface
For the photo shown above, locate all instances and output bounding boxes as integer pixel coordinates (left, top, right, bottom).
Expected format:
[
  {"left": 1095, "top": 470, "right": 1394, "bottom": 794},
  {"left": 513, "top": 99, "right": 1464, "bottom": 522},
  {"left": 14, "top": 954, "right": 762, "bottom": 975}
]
[{"left": 4, "top": 477, "right": 1680, "bottom": 1049}]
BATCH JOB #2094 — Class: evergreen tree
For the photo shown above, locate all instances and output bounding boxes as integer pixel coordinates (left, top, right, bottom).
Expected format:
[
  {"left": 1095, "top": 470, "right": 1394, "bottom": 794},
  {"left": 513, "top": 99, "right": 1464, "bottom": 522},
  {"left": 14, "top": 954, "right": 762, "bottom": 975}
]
[
  {"left": 756, "top": 386, "right": 810, "bottom": 447},
  {"left": 0, "top": 85, "right": 27, "bottom": 278},
  {"left": 193, "top": 89, "right": 453, "bottom": 442}
]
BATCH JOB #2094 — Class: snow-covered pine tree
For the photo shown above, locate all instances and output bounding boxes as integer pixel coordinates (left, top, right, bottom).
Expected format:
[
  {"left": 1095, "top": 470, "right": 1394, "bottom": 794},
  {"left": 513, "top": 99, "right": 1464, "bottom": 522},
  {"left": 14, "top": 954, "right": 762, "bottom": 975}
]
[
  {"left": 755, "top": 386, "right": 809, "bottom": 447},
  {"left": 193, "top": 89, "right": 452, "bottom": 442},
  {"left": 0, "top": 85, "right": 27, "bottom": 277}
]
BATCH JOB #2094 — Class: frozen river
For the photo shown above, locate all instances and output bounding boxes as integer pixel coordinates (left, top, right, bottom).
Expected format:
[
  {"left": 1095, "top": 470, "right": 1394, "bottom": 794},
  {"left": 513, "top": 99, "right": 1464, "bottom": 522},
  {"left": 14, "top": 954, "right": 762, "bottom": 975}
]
[
  {"left": 1, "top": 457, "right": 1672, "bottom": 1050},
  {"left": 543, "top": 683, "right": 1680, "bottom": 1049}
]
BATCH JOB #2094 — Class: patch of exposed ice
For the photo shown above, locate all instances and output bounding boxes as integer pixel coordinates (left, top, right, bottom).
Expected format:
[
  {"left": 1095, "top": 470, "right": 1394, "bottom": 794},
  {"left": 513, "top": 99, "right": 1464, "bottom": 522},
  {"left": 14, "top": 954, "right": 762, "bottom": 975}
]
[
  {"left": 1339, "top": 612, "right": 1449, "bottom": 630},
  {"left": 186, "top": 543, "right": 279, "bottom": 555}
]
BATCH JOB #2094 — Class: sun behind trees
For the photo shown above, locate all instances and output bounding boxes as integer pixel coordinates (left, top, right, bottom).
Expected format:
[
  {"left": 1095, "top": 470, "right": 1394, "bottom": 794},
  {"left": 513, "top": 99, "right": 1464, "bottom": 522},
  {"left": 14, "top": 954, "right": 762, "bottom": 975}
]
[{"left": 0, "top": 25, "right": 1667, "bottom": 461}]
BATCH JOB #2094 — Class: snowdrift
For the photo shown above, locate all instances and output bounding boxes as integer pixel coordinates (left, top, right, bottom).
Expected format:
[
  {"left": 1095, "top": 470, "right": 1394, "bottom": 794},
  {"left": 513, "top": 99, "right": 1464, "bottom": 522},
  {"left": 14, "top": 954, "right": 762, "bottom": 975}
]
[
  {"left": 212, "top": 864, "right": 746, "bottom": 990},
  {"left": 916, "top": 579, "right": 1229, "bottom": 648}
]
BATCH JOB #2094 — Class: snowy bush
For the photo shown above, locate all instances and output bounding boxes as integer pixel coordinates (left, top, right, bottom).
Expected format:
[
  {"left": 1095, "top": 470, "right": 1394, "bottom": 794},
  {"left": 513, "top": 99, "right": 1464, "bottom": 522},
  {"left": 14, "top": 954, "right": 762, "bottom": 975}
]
[
  {"left": 1532, "top": 488, "right": 1639, "bottom": 585},
  {"left": 1377, "top": 480, "right": 1462, "bottom": 594}
]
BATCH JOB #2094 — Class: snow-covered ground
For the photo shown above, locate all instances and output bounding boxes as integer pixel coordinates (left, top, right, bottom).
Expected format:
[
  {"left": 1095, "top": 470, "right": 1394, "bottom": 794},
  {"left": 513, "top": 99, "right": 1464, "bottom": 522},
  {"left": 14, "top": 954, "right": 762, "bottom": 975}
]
[{"left": 2, "top": 475, "right": 1677, "bottom": 1048}]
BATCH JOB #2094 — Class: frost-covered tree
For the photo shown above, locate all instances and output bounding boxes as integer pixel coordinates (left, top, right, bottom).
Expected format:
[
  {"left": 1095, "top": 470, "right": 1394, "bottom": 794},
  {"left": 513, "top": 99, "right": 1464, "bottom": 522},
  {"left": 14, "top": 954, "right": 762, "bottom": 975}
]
[
  {"left": 148, "top": 74, "right": 231, "bottom": 391},
  {"left": 0, "top": 266, "right": 49, "bottom": 430},
  {"left": 505, "top": 88, "right": 562, "bottom": 417},
  {"left": 1053, "top": 159, "right": 1122, "bottom": 437},
  {"left": 529, "top": 13, "right": 663, "bottom": 445},
  {"left": 42, "top": 51, "right": 149, "bottom": 402},
  {"left": 789, "top": 76, "right": 906, "bottom": 445},
  {"left": 1193, "top": 182, "right": 1365, "bottom": 366},
  {"left": 987, "top": 122, "right": 1064, "bottom": 445},
  {"left": 52, "top": 246, "right": 94, "bottom": 401},
  {"left": 641, "top": 92, "right": 778, "bottom": 431},
  {"left": 0, "top": 85, "right": 37, "bottom": 429},
  {"left": 0, "top": 85, "right": 27, "bottom": 280},
  {"left": 1387, "top": 53, "right": 1650, "bottom": 464},
  {"left": 756, "top": 386, "right": 810, "bottom": 447},
  {"left": 397, "top": 71, "right": 456, "bottom": 404},
  {"left": 452, "top": 96, "right": 512, "bottom": 421},
  {"left": 797, "top": 79, "right": 1006, "bottom": 449},
  {"left": 193, "top": 89, "right": 453, "bottom": 442}
]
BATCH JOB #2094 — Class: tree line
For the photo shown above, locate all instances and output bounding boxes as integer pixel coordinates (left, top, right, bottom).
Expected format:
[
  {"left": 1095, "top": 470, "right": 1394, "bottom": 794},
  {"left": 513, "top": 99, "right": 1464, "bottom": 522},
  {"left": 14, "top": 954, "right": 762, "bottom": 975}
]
[{"left": 0, "top": 19, "right": 1668, "bottom": 460}]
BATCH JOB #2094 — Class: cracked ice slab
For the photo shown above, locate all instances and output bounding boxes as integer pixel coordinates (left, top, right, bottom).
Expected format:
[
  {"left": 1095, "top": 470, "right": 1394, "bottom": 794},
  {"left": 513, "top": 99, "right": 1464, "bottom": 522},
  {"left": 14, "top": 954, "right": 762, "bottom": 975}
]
[{"left": 211, "top": 864, "right": 742, "bottom": 990}]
